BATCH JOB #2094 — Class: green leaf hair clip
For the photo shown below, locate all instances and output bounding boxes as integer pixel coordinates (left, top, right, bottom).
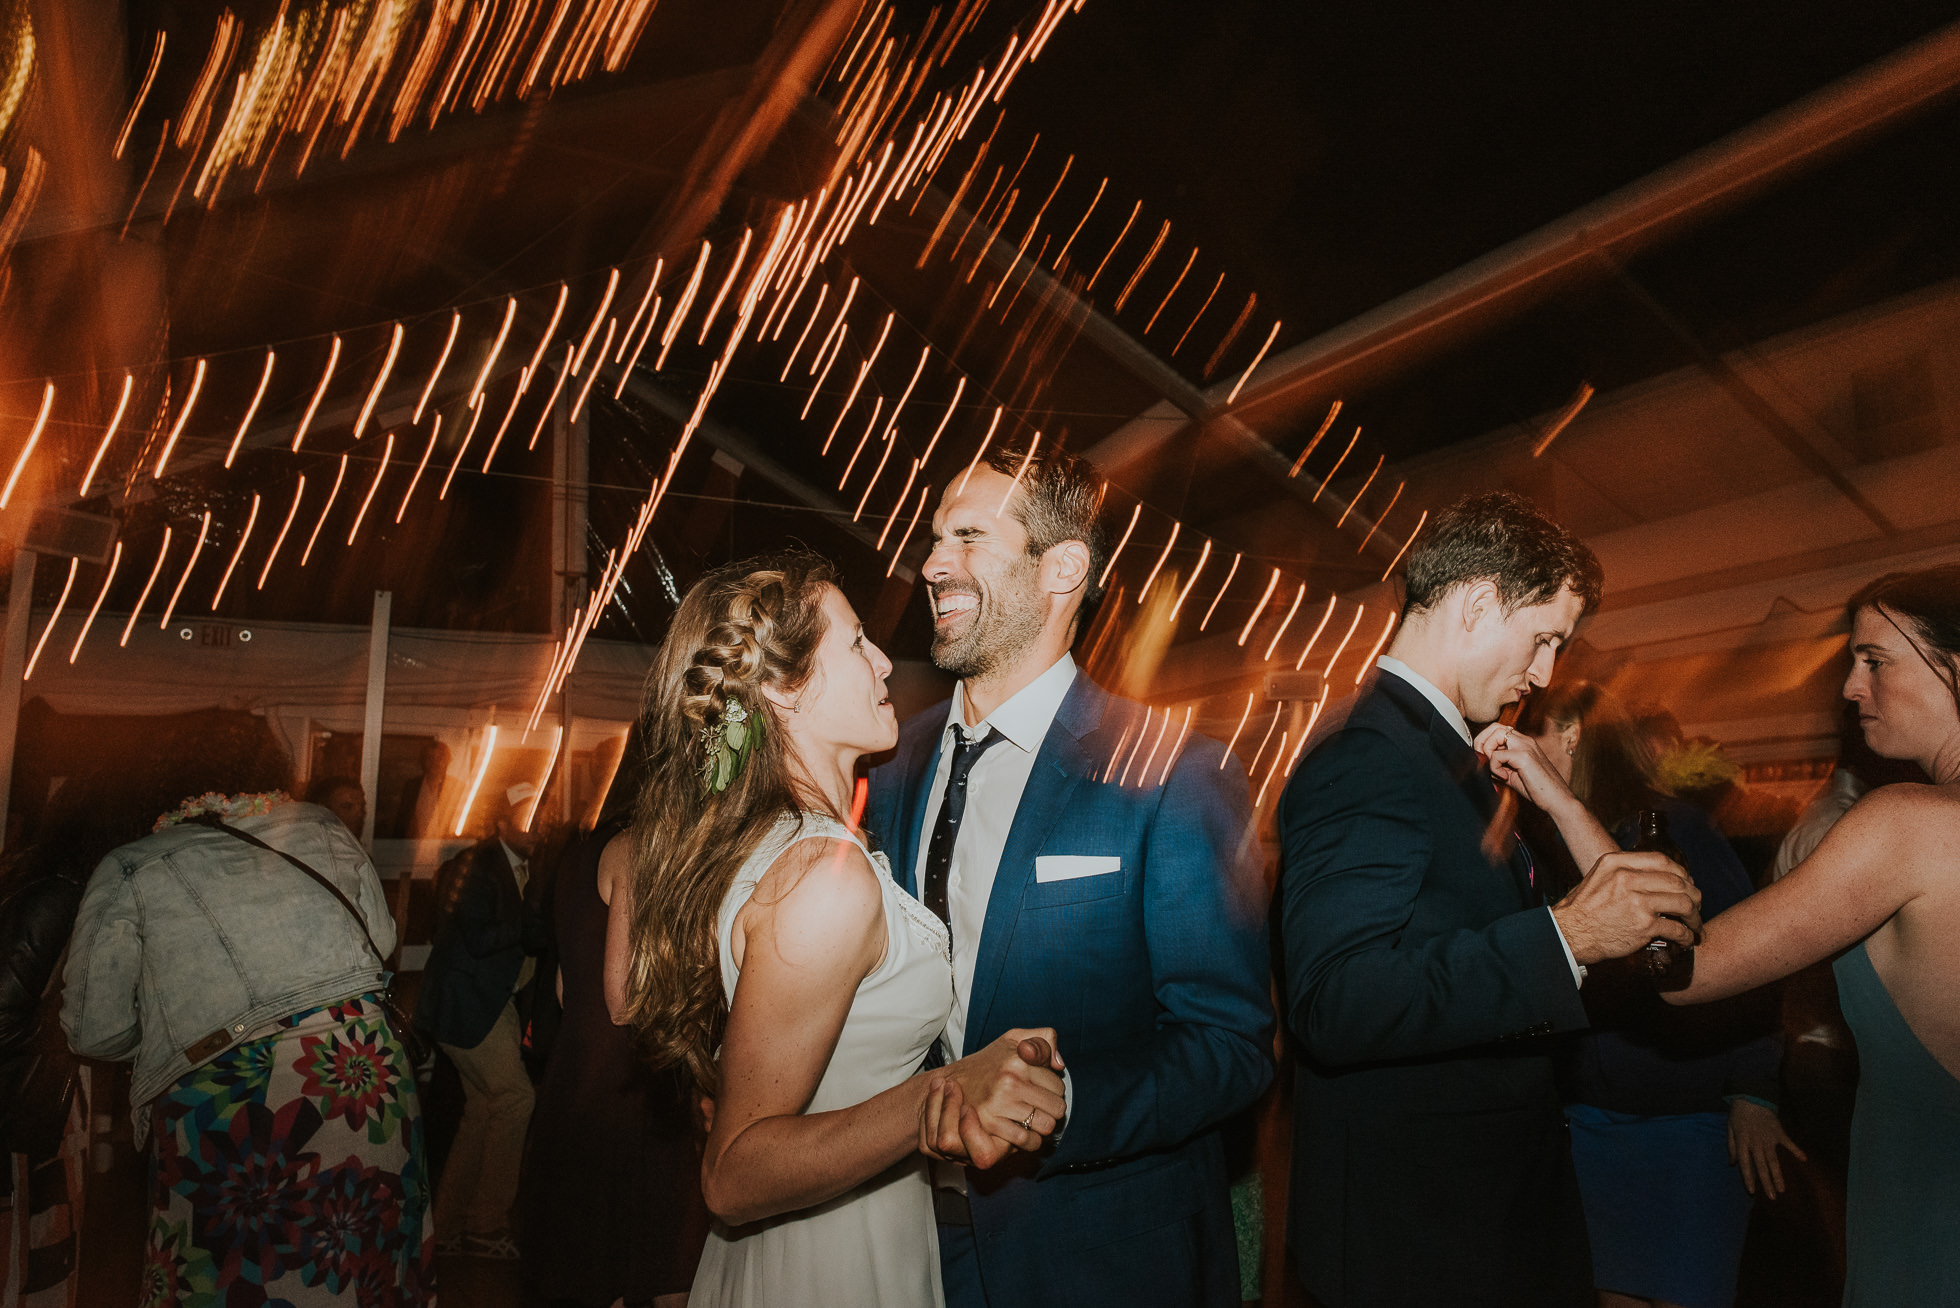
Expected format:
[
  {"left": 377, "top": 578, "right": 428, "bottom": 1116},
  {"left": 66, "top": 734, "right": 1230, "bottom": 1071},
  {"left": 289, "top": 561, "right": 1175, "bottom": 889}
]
[{"left": 700, "top": 694, "right": 762, "bottom": 794}]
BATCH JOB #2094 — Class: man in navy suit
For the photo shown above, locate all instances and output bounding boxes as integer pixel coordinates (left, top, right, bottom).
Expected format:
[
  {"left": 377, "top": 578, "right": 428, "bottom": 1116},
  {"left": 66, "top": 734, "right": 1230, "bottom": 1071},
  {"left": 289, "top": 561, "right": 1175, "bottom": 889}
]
[
  {"left": 1277, "top": 492, "right": 1704, "bottom": 1307},
  {"left": 866, "top": 443, "right": 1272, "bottom": 1308}
]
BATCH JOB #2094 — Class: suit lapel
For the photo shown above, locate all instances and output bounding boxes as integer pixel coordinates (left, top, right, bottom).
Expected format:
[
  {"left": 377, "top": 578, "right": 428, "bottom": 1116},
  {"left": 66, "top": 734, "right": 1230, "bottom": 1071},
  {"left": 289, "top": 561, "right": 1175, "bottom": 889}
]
[
  {"left": 963, "top": 678, "right": 1105, "bottom": 1049},
  {"left": 893, "top": 716, "right": 949, "bottom": 898}
]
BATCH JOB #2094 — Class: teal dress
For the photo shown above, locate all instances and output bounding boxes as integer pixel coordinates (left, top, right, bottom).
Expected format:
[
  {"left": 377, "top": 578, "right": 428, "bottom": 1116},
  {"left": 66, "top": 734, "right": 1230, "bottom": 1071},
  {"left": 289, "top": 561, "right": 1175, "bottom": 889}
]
[{"left": 1832, "top": 942, "right": 1960, "bottom": 1306}]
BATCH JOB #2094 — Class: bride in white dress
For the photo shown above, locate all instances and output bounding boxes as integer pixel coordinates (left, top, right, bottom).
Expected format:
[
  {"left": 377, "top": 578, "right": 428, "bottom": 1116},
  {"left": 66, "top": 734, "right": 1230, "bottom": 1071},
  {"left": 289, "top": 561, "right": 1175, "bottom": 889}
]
[{"left": 610, "top": 555, "right": 1067, "bottom": 1307}]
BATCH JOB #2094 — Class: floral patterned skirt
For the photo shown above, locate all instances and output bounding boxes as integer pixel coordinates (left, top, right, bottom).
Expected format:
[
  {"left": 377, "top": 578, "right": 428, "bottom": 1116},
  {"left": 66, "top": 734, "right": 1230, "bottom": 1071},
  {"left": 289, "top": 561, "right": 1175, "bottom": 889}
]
[{"left": 142, "top": 993, "right": 435, "bottom": 1307}]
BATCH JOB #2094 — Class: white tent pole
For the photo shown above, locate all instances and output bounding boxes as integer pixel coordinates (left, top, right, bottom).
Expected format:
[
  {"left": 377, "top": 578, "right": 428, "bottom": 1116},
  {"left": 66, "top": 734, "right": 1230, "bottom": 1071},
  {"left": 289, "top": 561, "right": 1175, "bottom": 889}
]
[
  {"left": 358, "top": 590, "right": 391, "bottom": 849},
  {"left": 0, "top": 550, "right": 36, "bottom": 840}
]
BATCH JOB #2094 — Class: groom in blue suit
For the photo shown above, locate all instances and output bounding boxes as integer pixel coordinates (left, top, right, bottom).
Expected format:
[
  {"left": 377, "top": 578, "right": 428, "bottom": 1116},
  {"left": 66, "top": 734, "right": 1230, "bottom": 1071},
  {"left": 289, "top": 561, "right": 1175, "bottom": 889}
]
[{"left": 866, "top": 442, "right": 1273, "bottom": 1308}]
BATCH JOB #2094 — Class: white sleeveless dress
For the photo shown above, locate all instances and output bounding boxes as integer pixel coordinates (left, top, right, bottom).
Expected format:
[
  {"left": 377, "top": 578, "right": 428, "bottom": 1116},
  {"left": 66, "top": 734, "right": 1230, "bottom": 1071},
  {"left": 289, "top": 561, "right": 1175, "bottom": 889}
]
[{"left": 688, "top": 812, "right": 954, "bottom": 1308}]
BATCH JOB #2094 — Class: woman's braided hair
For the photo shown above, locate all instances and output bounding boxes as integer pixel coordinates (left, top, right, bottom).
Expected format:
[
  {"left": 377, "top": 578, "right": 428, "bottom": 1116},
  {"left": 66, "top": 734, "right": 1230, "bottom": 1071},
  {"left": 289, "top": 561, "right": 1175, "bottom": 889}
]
[{"left": 620, "top": 551, "right": 837, "bottom": 1094}]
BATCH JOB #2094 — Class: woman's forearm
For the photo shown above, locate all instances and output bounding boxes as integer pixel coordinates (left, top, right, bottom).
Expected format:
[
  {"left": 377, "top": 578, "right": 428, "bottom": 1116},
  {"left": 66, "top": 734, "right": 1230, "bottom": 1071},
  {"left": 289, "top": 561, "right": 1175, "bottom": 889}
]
[
  {"left": 702, "top": 1072, "right": 930, "bottom": 1225},
  {"left": 1544, "top": 793, "right": 1617, "bottom": 873}
]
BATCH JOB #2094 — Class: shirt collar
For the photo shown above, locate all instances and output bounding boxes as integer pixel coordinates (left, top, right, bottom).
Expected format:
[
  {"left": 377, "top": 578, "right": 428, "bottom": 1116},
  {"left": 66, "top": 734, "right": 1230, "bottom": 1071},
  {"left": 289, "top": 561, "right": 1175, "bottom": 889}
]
[
  {"left": 1376, "top": 655, "right": 1472, "bottom": 746},
  {"left": 947, "top": 652, "right": 1078, "bottom": 754},
  {"left": 499, "top": 840, "right": 527, "bottom": 872}
]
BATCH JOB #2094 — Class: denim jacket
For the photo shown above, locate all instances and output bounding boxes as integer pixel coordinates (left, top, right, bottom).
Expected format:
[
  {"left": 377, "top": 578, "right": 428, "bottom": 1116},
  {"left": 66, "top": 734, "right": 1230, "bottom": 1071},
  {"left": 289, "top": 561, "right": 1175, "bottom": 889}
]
[{"left": 61, "top": 802, "right": 395, "bottom": 1110}]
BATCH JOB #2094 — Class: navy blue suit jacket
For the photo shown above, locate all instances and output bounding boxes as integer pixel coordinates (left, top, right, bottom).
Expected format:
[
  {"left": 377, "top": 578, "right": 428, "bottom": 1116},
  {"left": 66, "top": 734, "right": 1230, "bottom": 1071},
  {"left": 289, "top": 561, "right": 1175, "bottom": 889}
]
[
  {"left": 866, "top": 672, "right": 1273, "bottom": 1308},
  {"left": 1277, "top": 671, "right": 1593, "bottom": 1308},
  {"left": 414, "top": 840, "right": 546, "bottom": 1049}
]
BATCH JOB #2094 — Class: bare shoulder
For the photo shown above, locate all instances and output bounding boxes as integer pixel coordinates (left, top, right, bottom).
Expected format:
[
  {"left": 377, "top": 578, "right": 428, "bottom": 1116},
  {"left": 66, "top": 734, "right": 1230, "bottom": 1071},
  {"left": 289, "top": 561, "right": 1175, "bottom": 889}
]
[
  {"left": 741, "top": 831, "right": 885, "bottom": 970},
  {"left": 1835, "top": 781, "right": 1960, "bottom": 842},
  {"left": 596, "top": 829, "right": 632, "bottom": 906}
]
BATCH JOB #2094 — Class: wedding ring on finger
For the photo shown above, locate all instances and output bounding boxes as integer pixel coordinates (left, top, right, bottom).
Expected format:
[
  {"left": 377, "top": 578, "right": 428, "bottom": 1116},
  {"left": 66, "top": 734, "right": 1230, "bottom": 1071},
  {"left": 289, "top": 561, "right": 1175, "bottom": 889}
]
[{"left": 1022, "top": 1109, "right": 1035, "bottom": 1131}]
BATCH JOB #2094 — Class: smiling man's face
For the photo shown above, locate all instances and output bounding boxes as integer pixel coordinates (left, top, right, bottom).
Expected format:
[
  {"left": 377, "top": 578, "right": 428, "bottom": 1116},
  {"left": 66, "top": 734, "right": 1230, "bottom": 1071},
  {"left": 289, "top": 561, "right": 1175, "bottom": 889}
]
[{"left": 921, "top": 467, "right": 1050, "bottom": 680}]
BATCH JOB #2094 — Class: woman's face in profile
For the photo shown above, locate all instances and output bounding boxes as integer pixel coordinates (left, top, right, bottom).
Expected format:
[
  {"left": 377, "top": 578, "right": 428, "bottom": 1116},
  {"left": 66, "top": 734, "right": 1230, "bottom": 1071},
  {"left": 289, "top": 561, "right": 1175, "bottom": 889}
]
[
  {"left": 1844, "top": 605, "right": 1958, "bottom": 762},
  {"left": 784, "top": 585, "right": 899, "bottom": 760}
]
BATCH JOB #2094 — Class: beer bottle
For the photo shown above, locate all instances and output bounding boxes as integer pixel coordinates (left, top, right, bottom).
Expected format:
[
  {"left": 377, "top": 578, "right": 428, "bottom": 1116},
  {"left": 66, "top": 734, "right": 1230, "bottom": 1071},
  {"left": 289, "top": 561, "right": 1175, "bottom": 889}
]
[{"left": 1631, "top": 808, "right": 1693, "bottom": 991}]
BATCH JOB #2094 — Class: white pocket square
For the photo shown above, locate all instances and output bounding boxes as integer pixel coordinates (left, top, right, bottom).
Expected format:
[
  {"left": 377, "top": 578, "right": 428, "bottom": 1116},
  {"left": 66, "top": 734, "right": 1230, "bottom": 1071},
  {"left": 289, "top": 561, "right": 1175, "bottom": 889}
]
[{"left": 1035, "top": 855, "right": 1121, "bottom": 883}]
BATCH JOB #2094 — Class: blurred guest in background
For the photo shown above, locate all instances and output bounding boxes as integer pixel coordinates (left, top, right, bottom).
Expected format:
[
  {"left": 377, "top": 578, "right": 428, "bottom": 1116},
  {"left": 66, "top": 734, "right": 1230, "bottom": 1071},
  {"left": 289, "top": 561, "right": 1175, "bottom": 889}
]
[
  {"left": 415, "top": 782, "right": 547, "bottom": 1261},
  {"left": 395, "top": 742, "right": 454, "bottom": 839},
  {"left": 60, "top": 727, "right": 432, "bottom": 1304},
  {"left": 1669, "top": 565, "right": 1960, "bottom": 1306},
  {"left": 1519, "top": 679, "right": 1794, "bottom": 1308},
  {"left": 522, "top": 744, "right": 707, "bottom": 1308},
  {"left": 0, "top": 780, "right": 118, "bottom": 1308},
  {"left": 307, "top": 775, "right": 368, "bottom": 839}
]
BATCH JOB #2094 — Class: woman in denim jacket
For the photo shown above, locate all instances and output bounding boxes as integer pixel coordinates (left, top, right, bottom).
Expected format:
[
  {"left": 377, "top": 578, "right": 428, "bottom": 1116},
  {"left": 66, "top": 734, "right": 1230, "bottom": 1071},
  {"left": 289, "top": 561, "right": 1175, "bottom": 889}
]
[{"left": 61, "top": 726, "right": 434, "bottom": 1305}]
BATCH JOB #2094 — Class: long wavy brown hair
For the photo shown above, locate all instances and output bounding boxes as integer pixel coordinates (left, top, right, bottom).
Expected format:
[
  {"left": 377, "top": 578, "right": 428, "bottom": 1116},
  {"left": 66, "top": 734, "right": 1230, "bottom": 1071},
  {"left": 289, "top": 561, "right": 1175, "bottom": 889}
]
[{"left": 618, "top": 552, "right": 839, "bottom": 1095}]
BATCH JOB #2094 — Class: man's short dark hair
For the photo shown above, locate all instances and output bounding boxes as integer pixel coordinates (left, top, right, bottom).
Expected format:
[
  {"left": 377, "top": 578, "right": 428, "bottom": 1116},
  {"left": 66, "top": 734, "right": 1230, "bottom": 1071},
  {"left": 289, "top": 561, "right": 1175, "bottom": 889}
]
[
  {"left": 1400, "top": 491, "right": 1604, "bottom": 617},
  {"left": 984, "top": 442, "right": 1109, "bottom": 609}
]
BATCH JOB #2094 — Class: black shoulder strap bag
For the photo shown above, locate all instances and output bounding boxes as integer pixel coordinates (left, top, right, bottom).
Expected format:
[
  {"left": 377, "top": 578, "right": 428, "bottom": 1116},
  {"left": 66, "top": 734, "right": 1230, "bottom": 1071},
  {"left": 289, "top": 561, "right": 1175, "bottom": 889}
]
[{"left": 188, "top": 815, "right": 434, "bottom": 1077}]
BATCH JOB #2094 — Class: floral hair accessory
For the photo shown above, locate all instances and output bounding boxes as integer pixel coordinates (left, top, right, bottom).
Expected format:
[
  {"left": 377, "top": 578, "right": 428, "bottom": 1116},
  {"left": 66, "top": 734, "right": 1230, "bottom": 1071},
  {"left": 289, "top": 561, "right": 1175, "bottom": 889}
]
[
  {"left": 700, "top": 695, "right": 761, "bottom": 794},
  {"left": 155, "top": 790, "right": 293, "bottom": 832}
]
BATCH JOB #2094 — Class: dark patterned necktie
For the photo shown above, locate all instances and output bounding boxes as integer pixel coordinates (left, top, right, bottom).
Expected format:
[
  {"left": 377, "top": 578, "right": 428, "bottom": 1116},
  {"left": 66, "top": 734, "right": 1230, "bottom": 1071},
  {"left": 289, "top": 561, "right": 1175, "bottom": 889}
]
[{"left": 920, "top": 726, "right": 1007, "bottom": 942}]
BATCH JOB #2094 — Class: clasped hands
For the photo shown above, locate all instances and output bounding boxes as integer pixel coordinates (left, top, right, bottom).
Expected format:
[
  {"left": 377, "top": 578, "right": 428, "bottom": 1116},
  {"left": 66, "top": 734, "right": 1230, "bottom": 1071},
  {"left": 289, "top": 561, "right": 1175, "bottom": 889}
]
[
  {"left": 919, "top": 1028, "right": 1067, "bottom": 1169},
  {"left": 1475, "top": 723, "right": 1705, "bottom": 966}
]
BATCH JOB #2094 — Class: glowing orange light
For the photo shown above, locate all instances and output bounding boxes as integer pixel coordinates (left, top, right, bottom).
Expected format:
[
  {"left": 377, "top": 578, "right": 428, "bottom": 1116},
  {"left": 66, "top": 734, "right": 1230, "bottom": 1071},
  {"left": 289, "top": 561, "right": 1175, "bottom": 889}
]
[
  {"left": 22, "top": 556, "right": 78, "bottom": 681},
  {"left": 1355, "top": 610, "right": 1399, "bottom": 684},
  {"left": 1086, "top": 200, "right": 1140, "bottom": 291},
  {"left": 382, "top": 423, "right": 432, "bottom": 526},
  {"left": 1117, "top": 706, "right": 1158, "bottom": 788},
  {"left": 1097, "top": 502, "right": 1141, "bottom": 589},
  {"left": 122, "top": 527, "right": 171, "bottom": 646},
  {"left": 416, "top": 312, "right": 460, "bottom": 424},
  {"left": 67, "top": 540, "right": 124, "bottom": 665},
  {"left": 1293, "top": 595, "right": 1339, "bottom": 671},
  {"left": 1154, "top": 706, "right": 1196, "bottom": 788},
  {"left": 224, "top": 351, "right": 276, "bottom": 468},
  {"left": 781, "top": 283, "right": 830, "bottom": 381},
  {"left": 520, "top": 724, "right": 564, "bottom": 831},
  {"left": 153, "top": 359, "right": 208, "bottom": 478},
  {"left": 697, "top": 231, "right": 753, "bottom": 347},
  {"left": 300, "top": 456, "right": 348, "bottom": 566},
  {"left": 1133, "top": 705, "right": 1177, "bottom": 788},
  {"left": 1172, "top": 272, "right": 1224, "bottom": 357},
  {"left": 1357, "top": 482, "right": 1405, "bottom": 554},
  {"left": 1136, "top": 521, "right": 1180, "bottom": 604},
  {"left": 453, "top": 725, "right": 500, "bottom": 837},
  {"left": 838, "top": 397, "right": 885, "bottom": 481},
  {"left": 1167, "top": 539, "right": 1211, "bottom": 622},
  {"left": 569, "top": 322, "right": 614, "bottom": 424},
  {"left": 157, "top": 511, "right": 211, "bottom": 630},
  {"left": 616, "top": 258, "right": 663, "bottom": 363},
  {"left": 440, "top": 397, "right": 485, "bottom": 500},
  {"left": 114, "top": 33, "right": 166, "bottom": 158},
  {"left": 1334, "top": 454, "right": 1385, "bottom": 529},
  {"left": 1114, "top": 220, "right": 1170, "bottom": 314},
  {"left": 469, "top": 298, "right": 517, "bottom": 406},
  {"left": 1226, "top": 319, "right": 1282, "bottom": 405},
  {"left": 1321, "top": 604, "right": 1367, "bottom": 679},
  {"left": 1312, "top": 428, "right": 1361, "bottom": 503},
  {"left": 80, "top": 373, "right": 133, "bottom": 498},
  {"left": 886, "top": 481, "right": 931, "bottom": 577},
  {"left": 656, "top": 242, "right": 711, "bottom": 372},
  {"left": 877, "top": 459, "right": 921, "bottom": 548},
  {"left": 1288, "top": 401, "right": 1342, "bottom": 477},
  {"left": 527, "top": 345, "right": 575, "bottom": 450},
  {"left": 1263, "top": 584, "right": 1306, "bottom": 661},
  {"left": 2, "top": 383, "right": 55, "bottom": 509},
  {"left": 347, "top": 432, "right": 395, "bottom": 545},
  {"left": 1254, "top": 732, "right": 1292, "bottom": 810},
  {"left": 1220, "top": 691, "right": 1256, "bottom": 768},
  {"left": 257, "top": 477, "right": 305, "bottom": 590},
  {"left": 292, "top": 335, "right": 341, "bottom": 451},
  {"left": 1237, "top": 568, "right": 1281, "bottom": 647},
  {"left": 1245, "top": 705, "right": 1284, "bottom": 777},
  {"left": 920, "top": 376, "right": 964, "bottom": 465},
  {"left": 1199, "top": 552, "right": 1241, "bottom": 631},
  {"left": 211, "top": 493, "right": 262, "bottom": 608},
  {"left": 523, "top": 285, "right": 568, "bottom": 378},
  {"left": 1381, "top": 510, "right": 1428, "bottom": 582},
  {"left": 852, "top": 429, "right": 899, "bottom": 521},
  {"left": 481, "top": 366, "right": 532, "bottom": 472},
  {"left": 1144, "top": 247, "right": 1198, "bottom": 334}
]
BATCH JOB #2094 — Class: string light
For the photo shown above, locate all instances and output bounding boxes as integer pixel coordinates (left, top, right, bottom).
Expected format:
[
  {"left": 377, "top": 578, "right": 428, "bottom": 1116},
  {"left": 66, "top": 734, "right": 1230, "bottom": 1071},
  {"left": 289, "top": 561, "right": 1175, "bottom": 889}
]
[
  {"left": 1237, "top": 568, "right": 1280, "bottom": 647},
  {"left": 292, "top": 335, "right": 340, "bottom": 451},
  {"left": 1219, "top": 691, "right": 1256, "bottom": 767},
  {"left": 353, "top": 323, "right": 404, "bottom": 440},
  {"left": 300, "top": 456, "right": 349, "bottom": 566},
  {"left": 22, "top": 557, "right": 78, "bottom": 681},
  {"left": 347, "top": 432, "right": 396, "bottom": 545},
  {"left": 1381, "top": 510, "right": 1428, "bottom": 581},
  {"left": 258, "top": 477, "right": 305, "bottom": 588},
  {"left": 68, "top": 541, "right": 124, "bottom": 664},
  {"left": 1167, "top": 539, "right": 1211, "bottom": 622},
  {"left": 1097, "top": 503, "right": 1140, "bottom": 589},
  {"left": 122, "top": 528, "right": 171, "bottom": 645},
  {"left": 1136, "top": 522, "right": 1180, "bottom": 604},
  {"left": 157, "top": 511, "right": 211, "bottom": 630},
  {"left": 211, "top": 493, "right": 261, "bottom": 608},
  {"left": 1293, "top": 595, "right": 1339, "bottom": 672},
  {"left": 1199, "top": 552, "right": 1241, "bottom": 631},
  {"left": 1, "top": 383, "right": 54, "bottom": 509},
  {"left": 226, "top": 351, "right": 276, "bottom": 467},
  {"left": 415, "top": 312, "right": 461, "bottom": 424},
  {"left": 80, "top": 374, "right": 133, "bottom": 497},
  {"left": 153, "top": 359, "right": 208, "bottom": 478}
]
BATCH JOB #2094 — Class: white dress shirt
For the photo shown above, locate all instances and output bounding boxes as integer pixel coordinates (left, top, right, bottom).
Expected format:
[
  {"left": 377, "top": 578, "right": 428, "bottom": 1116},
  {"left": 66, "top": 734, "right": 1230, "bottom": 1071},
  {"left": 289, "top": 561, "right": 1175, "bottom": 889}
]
[
  {"left": 1374, "top": 656, "right": 1586, "bottom": 988},
  {"left": 914, "top": 651, "right": 1079, "bottom": 1059}
]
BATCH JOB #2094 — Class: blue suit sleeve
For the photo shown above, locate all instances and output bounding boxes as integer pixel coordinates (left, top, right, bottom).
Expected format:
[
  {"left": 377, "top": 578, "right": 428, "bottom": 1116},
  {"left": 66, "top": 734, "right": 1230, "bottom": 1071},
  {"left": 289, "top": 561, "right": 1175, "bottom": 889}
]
[
  {"left": 449, "top": 852, "right": 526, "bottom": 959},
  {"left": 1045, "top": 737, "right": 1274, "bottom": 1170},
  {"left": 1280, "top": 729, "right": 1587, "bottom": 1066}
]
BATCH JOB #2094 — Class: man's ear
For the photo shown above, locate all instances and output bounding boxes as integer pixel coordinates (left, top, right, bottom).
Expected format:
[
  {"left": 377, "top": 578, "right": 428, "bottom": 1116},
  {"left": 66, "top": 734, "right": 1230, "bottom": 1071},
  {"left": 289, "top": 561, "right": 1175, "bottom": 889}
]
[
  {"left": 1460, "top": 579, "right": 1502, "bottom": 631},
  {"left": 1041, "top": 539, "right": 1091, "bottom": 597}
]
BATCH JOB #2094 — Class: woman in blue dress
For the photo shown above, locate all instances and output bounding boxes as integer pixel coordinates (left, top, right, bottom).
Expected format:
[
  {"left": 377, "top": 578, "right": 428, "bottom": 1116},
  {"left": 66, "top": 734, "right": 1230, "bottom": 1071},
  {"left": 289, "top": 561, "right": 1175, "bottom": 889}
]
[
  {"left": 1519, "top": 680, "right": 1797, "bottom": 1308},
  {"left": 1667, "top": 565, "right": 1960, "bottom": 1307}
]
